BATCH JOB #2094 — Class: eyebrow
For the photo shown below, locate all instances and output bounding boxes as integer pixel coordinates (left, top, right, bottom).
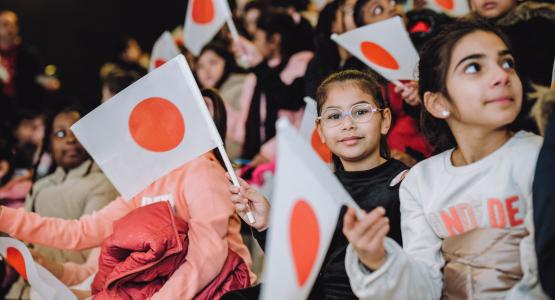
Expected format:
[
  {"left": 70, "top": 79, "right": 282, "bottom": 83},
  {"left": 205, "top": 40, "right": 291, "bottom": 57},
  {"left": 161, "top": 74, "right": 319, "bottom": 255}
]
[
  {"left": 454, "top": 49, "right": 512, "bottom": 70},
  {"left": 324, "top": 100, "right": 372, "bottom": 110}
]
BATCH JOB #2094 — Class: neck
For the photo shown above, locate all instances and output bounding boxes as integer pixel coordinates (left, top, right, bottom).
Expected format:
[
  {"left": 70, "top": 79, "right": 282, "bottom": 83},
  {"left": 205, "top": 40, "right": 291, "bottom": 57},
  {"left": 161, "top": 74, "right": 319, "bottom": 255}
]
[
  {"left": 340, "top": 152, "right": 386, "bottom": 172},
  {"left": 451, "top": 126, "right": 513, "bottom": 166}
]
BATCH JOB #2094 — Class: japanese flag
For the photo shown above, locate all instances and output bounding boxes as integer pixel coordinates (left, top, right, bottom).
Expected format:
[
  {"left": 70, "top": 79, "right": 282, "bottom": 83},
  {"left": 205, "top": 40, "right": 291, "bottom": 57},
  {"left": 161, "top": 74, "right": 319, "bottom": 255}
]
[
  {"left": 299, "top": 97, "right": 332, "bottom": 165},
  {"left": 0, "top": 238, "right": 76, "bottom": 300},
  {"left": 72, "top": 55, "right": 221, "bottom": 199},
  {"left": 261, "top": 119, "right": 360, "bottom": 300},
  {"left": 331, "top": 16, "right": 419, "bottom": 82},
  {"left": 184, "top": 0, "right": 232, "bottom": 56},
  {"left": 425, "top": 0, "right": 469, "bottom": 17},
  {"left": 149, "top": 31, "right": 181, "bottom": 71}
]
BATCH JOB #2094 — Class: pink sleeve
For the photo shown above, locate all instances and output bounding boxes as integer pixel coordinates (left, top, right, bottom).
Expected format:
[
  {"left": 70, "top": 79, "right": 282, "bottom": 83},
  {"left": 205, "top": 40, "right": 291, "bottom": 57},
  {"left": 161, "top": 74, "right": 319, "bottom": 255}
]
[
  {"left": 151, "top": 159, "right": 235, "bottom": 299},
  {"left": 227, "top": 73, "right": 257, "bottom": 145},
  {"left": 60, "top": 247, "right": 100, "bottom": 286},
  {"left": 0, "top": 197, "right": 135, "bottom": 250}
]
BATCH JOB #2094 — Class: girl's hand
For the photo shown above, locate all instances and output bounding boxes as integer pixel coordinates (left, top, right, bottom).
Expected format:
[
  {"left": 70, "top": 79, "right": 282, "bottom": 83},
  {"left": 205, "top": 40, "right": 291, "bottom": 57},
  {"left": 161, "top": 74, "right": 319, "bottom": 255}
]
[
  {"left": 343, "top": 207, "right": 389, "bottom": 271},
  {"left": 394, "top": 81, "right": 421, "bottom": 107},
  {"left": 231, "top": 36, "right": 263, "bottom": 68},
  {"left": 227, "top": 174, "right": 271, "bottom": 231},
  {"left": 70, "top": 289, "right": 92, "bottom": 300}
]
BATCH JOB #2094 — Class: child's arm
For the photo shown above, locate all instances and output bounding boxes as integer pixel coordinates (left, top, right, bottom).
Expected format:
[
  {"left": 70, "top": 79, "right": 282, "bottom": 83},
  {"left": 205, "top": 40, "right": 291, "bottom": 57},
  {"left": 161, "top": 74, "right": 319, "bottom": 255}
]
[
  {"left": 344, "top": 177, "right": 444, "bottom": 299},
  {"left": 0, "top": 197, "right": 134, "bottom": 250}
]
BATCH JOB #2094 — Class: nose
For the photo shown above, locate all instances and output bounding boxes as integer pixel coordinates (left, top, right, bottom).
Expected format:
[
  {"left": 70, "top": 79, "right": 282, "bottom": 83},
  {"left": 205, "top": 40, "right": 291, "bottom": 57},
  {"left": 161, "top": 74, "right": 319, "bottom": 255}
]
[
  {"left": 340, "top": 113, "right": 356, "bottom": 130},
  {"left": 65, "top": 131, "right": 77, "bottom": 143},
  {"left": 491, "top": 64, "right": 510, "bottom": 87}
]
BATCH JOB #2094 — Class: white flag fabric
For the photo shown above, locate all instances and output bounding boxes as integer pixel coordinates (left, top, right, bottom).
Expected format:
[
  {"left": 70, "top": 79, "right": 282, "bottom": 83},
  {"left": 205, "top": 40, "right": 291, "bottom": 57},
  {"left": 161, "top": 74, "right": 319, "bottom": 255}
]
[
  {"left": 331, "top": 16, "right": 419, "bottom": 82},
  {"left": 260, "top": 119, "right": 360, "bottom": 300},
  {"left": 299, "top": 97, "right": 332, "bottom": 165},
  {"left": 184, "top": 0, "right": 232, "bottom": 56},
  {"left": 425, "top": 0, "right": 469, "bottom": 17},
  {"left": 149, "top": 31, "right": 181, "bottom": 71},
  {"left": 72, "top": 55, "right": 221, "bottom": 199},
  {"left": 0, "top": 238, "right": 76, "bottom": 300}
]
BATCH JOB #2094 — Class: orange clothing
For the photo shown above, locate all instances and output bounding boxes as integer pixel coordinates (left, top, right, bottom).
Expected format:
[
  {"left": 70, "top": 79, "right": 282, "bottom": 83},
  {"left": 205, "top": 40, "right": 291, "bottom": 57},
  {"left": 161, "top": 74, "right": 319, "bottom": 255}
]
[{"left": 0, "top": 153, "right": 255, "bottom": 299}]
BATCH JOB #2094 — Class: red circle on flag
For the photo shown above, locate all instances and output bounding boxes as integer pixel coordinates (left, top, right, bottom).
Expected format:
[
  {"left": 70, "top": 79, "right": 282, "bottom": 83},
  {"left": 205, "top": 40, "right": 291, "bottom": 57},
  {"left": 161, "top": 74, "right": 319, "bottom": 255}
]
[
  {"left": 154, "top": 59, "right": 167, "bottom": 69},
  {"left": 289, "top": 199, "right": 320, "bottom": 287},
  {"left": 7, "top": 247, "right": 28, "bottom": 280},
  {"left": 360, "top": 41, "right": 400, "bottom": 70},
  {"left": 436, "top": 0, "right": 454, "bottom": 10},
  {"left": 192, "top": 0, "right": 215, "bottom": 24},
  {"left": 310, "top": 129, "right": 332, "bottom": 163},
  {"left": 128, "top": 97, "right": 185, "bottom": 152}
]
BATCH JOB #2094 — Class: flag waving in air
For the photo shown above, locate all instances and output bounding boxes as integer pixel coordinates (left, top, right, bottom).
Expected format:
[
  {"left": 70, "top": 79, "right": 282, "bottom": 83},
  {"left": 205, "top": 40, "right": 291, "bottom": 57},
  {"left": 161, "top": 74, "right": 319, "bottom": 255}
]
[
  {"left": 261, "top": 119, "right": 361, "bottom": 299},
  {"left": 184, "top": 0, "right": 232, "bottom": 56},
  {"left": 299, "top": 97, "right": 332, "bottom": 165},
  {"left": 332, "top": 17, "right": 419, "bottom": 83},
  {"left": 72, "top": 55, "right": 221, "bottom": 199},
  {"left": 0, "top": 238, "right": 77, "bottom": 300},
  {"left": 149, "top": 31, "right": 181, "bottom": 71}
]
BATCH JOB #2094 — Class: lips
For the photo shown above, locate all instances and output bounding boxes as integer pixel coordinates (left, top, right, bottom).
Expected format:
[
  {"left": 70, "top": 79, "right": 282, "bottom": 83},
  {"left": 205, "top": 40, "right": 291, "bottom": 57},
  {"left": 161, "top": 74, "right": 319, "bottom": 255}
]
[
  {"left": 339, "top": 136, "right": 362, "bottom": 146},
  {"left": 485, "top": 97, "right": 514, "bottom": 105},
  {"left": 482, "top": 2, "right": 497, "bottom": 10}
]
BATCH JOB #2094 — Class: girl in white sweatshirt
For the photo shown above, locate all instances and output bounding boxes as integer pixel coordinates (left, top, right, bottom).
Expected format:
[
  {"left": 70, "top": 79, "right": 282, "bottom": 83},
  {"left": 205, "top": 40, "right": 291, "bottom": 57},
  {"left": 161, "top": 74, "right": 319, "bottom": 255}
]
[{"left": 342, "top": 19, "right": 548, "bottom": 299}]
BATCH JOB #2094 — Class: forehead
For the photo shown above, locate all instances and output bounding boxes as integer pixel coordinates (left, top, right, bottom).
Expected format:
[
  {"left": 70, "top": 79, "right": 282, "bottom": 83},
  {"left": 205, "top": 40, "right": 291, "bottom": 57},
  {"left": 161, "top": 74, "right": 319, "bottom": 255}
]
[
  {"left": 0, "top": 12, "right": 17, "bottom": 24},
  {"left": 53, "top": 112, "right": 80, "bottom": 127},
  {"left": 450, "top": 31, "right": 507, "bottom": 65},
  {"left": 323, "top": 82, "right": 378, "bottom": 108}
]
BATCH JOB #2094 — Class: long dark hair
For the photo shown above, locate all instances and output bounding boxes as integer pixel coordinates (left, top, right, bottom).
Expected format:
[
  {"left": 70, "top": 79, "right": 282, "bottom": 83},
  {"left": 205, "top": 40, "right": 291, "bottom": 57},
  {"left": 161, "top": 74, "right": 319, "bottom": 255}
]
[
  {"left": 315, "top": 70, "right": 390, "bottom": 170},
  {"left": 201, "top": 89, "right": 228, "bottom": 169},
  {"left": 256, "top": 10, "right": 309, "bottom": 61},
  {"left": 418, "top": 18, "right": 513, "bottom": 152}
]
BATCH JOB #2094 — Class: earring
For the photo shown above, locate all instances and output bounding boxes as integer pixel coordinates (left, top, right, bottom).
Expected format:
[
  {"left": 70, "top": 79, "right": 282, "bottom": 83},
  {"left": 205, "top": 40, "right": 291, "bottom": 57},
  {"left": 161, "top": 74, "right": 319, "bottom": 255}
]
[{"left": 441, "top": 110, "right": 450, "bottom": 118}]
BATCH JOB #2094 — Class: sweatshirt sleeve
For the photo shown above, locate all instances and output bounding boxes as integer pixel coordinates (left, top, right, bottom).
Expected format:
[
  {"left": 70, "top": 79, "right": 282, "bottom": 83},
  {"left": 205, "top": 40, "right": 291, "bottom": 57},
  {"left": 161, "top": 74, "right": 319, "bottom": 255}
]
[
  {"left": 59, "top": 247, "right": 100, "bottom": 286},
  {"left": 0, "top": 197, "right": 134, "bottom": 250},
  {"left": 345, "top": 174, "right": 444, "bottom": 299},
  {"left": 151, "top": 159, "right": 236, "bottom": 300}
]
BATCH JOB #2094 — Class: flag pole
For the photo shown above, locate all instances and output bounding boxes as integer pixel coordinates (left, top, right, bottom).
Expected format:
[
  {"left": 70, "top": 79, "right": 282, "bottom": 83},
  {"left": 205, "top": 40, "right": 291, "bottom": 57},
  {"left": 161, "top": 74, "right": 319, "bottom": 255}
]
[
  {"left": 216, "top": 144, "right": 256, "bottom": 224},
  {"left": 225, "top": 12, "right": 251, "bottom": 68}
]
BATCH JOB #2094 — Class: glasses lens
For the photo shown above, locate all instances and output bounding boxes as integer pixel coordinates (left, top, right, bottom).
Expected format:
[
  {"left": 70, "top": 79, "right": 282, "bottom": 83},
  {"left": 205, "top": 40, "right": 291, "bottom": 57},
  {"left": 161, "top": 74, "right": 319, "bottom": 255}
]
[
  {"left": 351, "top": 104, "right": 373, "bottom": 123},
  {"left": 322, "top": 109, "right": 343, "bottom": 128}
]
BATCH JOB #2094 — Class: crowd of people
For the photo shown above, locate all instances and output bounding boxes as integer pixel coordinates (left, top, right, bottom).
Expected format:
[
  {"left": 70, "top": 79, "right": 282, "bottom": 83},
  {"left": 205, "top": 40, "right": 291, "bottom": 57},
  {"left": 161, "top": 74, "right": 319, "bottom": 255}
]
[{"left": 0, "top": 0, "right": 554, "bottom": 299}]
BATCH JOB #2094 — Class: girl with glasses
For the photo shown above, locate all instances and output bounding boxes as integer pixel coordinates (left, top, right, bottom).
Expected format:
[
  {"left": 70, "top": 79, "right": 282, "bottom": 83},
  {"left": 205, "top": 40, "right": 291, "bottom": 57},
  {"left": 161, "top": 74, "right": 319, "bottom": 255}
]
[{"left": 225, "top": 69, "right": 408, "bottom": 299}]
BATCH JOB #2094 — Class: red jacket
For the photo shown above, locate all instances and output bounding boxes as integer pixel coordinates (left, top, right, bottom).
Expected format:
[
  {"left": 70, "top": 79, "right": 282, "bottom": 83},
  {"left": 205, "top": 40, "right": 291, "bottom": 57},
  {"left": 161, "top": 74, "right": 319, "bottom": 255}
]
[{"left": 92, "top": 201, "right": 250, "bottom": 299}]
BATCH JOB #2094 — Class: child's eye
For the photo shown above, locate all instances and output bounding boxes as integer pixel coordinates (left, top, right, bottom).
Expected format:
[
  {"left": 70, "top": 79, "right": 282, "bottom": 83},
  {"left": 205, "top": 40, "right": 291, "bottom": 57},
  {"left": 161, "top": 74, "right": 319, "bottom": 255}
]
[
  {"left": 326, "top": 112, "right": 341, "bottom": 120},
  {"left": 373, "top": 6, "right": 384, "bottom": 16},
  {"left": 463, "top": 63, "right": 480, "bottom": 74},
  {"left": 353, "top": 108, "right": 370, "bottom": 117},
  {"left": 501, "top": 58, "right": 515, "bottom": 70}
]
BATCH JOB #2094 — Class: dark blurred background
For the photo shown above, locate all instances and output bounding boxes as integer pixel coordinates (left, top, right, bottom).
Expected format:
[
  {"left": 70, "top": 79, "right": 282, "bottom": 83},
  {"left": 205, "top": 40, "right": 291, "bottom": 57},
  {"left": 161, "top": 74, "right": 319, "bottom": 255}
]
[{"left": 0, "top": 0, "right": 187, "bottom": 111}]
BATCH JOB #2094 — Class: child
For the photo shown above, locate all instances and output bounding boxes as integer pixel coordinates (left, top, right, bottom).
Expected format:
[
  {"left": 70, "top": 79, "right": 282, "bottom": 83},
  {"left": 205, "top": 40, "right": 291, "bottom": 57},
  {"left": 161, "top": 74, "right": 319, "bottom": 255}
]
[
  {"left": 0, "top": 90, "right": 256, "bottom": 299},
  {"left": 343, "top": 19, "right": 547, "bottom": 299},
  {"left": 227, "top": 70, "right": 408, "bottom": 299}
]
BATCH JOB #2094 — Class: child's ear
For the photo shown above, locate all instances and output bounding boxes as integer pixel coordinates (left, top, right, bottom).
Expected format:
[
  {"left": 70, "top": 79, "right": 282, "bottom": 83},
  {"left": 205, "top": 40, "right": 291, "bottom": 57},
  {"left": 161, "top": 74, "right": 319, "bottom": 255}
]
[
  {"left": 380, "top": 108, "right": 392, "bottom": 135},
  {"left": 315, "top": 120, "right": 326, "bottom": 144},
  {"left": 423, "top": 91, "right": 451, "bottom": 119}
]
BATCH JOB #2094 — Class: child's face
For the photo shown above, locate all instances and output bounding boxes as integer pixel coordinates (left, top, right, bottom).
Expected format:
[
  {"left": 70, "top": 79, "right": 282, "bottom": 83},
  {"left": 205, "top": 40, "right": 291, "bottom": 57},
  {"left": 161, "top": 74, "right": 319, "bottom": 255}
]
[
  {"left": 316, "top": 83, "right": 390, "bottom": 167},
  {"left": 444, "top": 31, "right": 522, "bottom": 131},
  {"left": 197, "top": 50, "right": 226, "bottom": 89},
  {"left": 470, "top": 0, "right": 516, "bottom": 19},
  {"left": 359, "top": 0, "right": 404, "bottom": 26}
]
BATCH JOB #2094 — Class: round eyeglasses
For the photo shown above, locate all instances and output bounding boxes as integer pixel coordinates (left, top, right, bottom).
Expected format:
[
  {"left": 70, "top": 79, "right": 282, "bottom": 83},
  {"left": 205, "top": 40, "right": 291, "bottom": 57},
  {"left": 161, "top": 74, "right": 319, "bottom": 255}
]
[{"left": 317, "top": 103, "right": 383, "bottom": 128}]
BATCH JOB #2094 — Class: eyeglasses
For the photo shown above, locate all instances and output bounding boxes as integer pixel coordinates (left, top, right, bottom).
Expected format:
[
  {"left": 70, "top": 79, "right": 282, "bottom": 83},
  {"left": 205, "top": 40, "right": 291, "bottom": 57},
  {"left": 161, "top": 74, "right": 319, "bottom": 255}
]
[
  {"left": 52, "top": 128, "right": 72, "bottom": 139},
  {"left": 317, "top": 103, "right": 383, "bottom": 128}
]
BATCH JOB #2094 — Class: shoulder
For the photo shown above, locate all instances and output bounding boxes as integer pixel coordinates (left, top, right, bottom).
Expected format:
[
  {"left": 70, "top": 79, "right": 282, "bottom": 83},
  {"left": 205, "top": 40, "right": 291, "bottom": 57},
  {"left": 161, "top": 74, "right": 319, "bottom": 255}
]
[{"left": 509, "top": 131, "right": 543, "bottom": 158}]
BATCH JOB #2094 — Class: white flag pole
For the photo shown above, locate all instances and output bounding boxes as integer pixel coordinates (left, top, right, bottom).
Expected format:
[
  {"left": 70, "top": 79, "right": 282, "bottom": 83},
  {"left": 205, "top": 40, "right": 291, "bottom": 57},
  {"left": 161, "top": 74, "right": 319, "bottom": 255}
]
[
  {"left": 216, "top": 144, "right": 256, "bottom": 224},
  {"left": 224, "top": 6, "right": 251, "bottom": 68}
]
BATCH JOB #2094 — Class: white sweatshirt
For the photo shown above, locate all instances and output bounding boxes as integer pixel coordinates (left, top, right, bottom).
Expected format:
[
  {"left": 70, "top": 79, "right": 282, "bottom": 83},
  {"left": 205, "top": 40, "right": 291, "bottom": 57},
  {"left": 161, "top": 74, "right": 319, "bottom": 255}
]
[{"left": 345, "top": 131, "right": 548, "bottom": 299}]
